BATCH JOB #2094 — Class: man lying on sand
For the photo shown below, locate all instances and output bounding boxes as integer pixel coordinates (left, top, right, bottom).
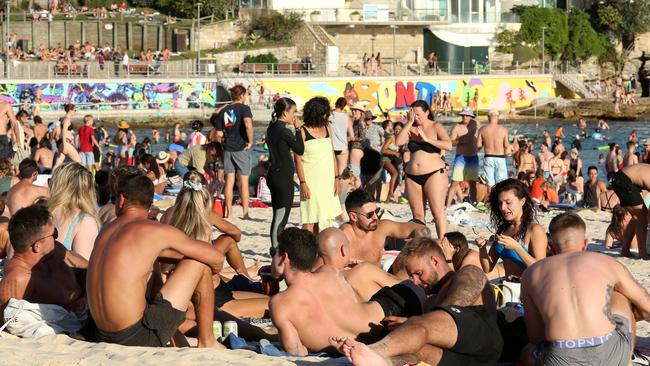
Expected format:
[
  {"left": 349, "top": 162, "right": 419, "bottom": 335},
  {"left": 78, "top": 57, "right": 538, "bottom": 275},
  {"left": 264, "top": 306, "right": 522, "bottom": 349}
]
[
  {"left": 521, "top": 212, "right": 650, "bottom": 366},
  {"left": 0, "top": 205, "right": 86, "bottom": 313},
  {"left": 270, "top": 227, "right": 425, "bottom": 356},
  {"left": 610, "top": 163, "right": 650, "bottom": 258},
  {"left": 330, "top": 237, "right": 502, "bottom": 365},
  {"left": 317, "top": 227, "right": 399, "bottom": 301},
  {"left": 87, "top": 172, "right": 224, "bottom": 348},
  {"left": 340, "top": 189, "right": 423, "bottom": 266}
]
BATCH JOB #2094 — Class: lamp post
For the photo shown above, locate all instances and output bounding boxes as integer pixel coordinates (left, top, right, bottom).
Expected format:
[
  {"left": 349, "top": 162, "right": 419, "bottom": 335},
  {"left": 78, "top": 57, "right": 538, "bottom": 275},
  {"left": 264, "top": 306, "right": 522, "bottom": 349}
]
[
  {"left": 541, "top": 26, "right": 546, "bottom": 74},
  {"left": 371, "top": 36, "right": 376, "bottom": 55},
  {"left": 197, "top": 2, "right": 201, "bottom": 75},
  {"left": 390, "top": 25, "right": 397, "bottom": 76},
  {"left": 5, "top": 0, "right": 9, "bottom": 79}
]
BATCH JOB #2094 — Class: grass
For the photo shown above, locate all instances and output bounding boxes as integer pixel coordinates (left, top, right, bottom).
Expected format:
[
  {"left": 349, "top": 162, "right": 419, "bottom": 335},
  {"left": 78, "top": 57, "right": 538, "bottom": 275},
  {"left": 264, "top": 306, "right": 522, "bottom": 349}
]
[{"left": 170, "top": 39, "right": 292, "bottom": 61}]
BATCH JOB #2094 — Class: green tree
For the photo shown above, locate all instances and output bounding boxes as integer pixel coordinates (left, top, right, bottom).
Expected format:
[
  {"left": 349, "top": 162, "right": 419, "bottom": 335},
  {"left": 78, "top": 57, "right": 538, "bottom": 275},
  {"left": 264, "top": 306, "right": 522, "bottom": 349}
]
[
  {"left": 594, "top": 0, "right": 650, "bottom": 48},
  {"left": 518, "top": 7, "right": 568, "bottom": 59},
  {"left": 564, "top": 8, "right": 607, "bottom": 60}
]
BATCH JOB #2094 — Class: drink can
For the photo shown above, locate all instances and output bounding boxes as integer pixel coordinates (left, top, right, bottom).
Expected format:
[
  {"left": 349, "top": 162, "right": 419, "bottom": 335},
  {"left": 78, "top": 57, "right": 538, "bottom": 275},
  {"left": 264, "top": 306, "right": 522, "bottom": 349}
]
[
  {"left": 223, "top": 320, "right": 238, "bottom": 339},
  {"left": 212, "top": 321, "right": 222, "bottom": 341}
]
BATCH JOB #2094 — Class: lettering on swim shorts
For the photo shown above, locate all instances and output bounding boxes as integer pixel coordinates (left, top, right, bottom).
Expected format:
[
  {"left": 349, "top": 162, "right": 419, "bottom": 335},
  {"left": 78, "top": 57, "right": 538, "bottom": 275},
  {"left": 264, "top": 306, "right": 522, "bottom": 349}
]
[{"left": 551, "top": 332, "right": 614, "bottom": 349}]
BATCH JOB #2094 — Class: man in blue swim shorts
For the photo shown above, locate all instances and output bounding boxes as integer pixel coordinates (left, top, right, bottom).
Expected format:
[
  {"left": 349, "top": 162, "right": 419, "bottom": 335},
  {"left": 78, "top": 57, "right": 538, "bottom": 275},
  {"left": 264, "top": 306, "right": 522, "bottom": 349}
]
[
  {"left": 477, "top": 110, "right": 510, "bottom": 190},
  {"left": 521, "top": 212, "right": 650, "bottom": 366},
  {"left": 447, "top": 107, "right": 480, "bottom": 206}
]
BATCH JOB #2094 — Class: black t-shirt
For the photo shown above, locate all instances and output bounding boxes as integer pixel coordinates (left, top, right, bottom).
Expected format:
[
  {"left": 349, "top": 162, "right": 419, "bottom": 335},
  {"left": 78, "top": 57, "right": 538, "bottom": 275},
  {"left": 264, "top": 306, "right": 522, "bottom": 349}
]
[{"left": 214, "top": 103, "right": 253, "bottom": 152}]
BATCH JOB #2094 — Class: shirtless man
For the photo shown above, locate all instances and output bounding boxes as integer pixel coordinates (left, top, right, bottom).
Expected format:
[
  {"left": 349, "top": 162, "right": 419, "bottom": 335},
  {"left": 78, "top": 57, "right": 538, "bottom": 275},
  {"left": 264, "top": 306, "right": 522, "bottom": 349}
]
[
  {"left": 610, "top": 163, "right": 650, "bottom": 258},
  {"left": 87, "top": 172, "right": 222, "bottom": 348},
  {"left": 476, "top": 110, "right": 510, "bottom": 189},
  {"left": 537, "top": 142, "right": 553, "bottom": 173},
  {"left": 340, "top": 189, "right": 423, "bottom": 266},
  {"left": 6, "top": 158, "right": 49, "bottom": 218},
  {"left": 330, "top": 237, "right": 502, "bottom": 365},
  {"left": 606, "top": 143, "right": 620, "bottom": 181},
  {"left": 0, "top": 101, "right": 20, "bottom": 159},
  {"left": 623, "top": 141, "right": 638, "bottom": 167},
  {"left": 270, "top": 227, "right": 425, "bottom": 355},
  {"left": 521, "top": 212, "right": 650, "bottom": 365},
  {"left": 0, "top": 205, "right": 86, "bottom": 313},
  {"left": 33, "top": 138, "right": 54, "bottom": 173},
  {"left": 317, "top": 228, "right": 399, "bottom": 301},
  {"left": 446, "top": 108, "right": 480, "bottom": 205}
]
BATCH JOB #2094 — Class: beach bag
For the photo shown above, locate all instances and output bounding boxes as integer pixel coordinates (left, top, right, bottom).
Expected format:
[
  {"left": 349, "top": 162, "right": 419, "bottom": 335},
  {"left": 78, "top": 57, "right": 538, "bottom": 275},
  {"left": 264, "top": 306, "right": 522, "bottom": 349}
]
[
  {"left": 257, "top": 176, "right": 272, "bottom": 203},
  {"left": 1, "top": 298, "right": 85, "bottom": 338},
  {"left": 493, "top": 279, "right": 521, "bottom": 308},
  {"left": 10, "top": 146, "right": 29, "bottom": 166}
]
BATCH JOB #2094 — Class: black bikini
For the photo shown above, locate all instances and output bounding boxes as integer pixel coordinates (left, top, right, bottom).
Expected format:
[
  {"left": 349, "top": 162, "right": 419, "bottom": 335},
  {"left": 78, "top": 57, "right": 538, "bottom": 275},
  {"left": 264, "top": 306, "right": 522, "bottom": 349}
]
[{"left": 405, "top": 140, "right": 445, "bottom": 186}]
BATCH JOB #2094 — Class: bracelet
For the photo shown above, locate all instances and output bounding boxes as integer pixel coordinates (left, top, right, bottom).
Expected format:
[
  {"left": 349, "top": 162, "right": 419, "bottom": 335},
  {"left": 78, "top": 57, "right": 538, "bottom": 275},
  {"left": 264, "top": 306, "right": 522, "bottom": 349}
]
[
  {"left": 446, "top": 259, "right": 453, "bottom": 264},
  {"left": 300, "top": 181, "right": 306, "bottom": 184}
]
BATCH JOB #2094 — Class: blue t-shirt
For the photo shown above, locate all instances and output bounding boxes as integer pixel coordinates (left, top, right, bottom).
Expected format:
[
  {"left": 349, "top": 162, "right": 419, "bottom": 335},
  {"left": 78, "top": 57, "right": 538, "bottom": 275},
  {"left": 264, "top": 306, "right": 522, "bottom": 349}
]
[{"left": 214, "top": 103, "right": 253, "bottom": 152}]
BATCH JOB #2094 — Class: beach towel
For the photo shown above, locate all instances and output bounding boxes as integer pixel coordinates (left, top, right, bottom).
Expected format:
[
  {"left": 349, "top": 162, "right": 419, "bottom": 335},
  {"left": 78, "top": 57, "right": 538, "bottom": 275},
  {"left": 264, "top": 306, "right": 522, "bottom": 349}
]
[
  {"left": 1, "top": 298, "right": 85, "bottom": 338},
  {"left": 225, "top": 334, "right": 350, "bottom": 361}
]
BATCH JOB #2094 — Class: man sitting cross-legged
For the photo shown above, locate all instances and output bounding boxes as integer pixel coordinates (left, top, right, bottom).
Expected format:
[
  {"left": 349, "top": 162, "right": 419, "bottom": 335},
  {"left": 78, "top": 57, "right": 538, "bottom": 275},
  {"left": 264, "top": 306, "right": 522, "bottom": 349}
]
[
  {"left": 0, "top": 204, "right": 87, "bottom": 314},
  {"left": 270, "top": 227, "right": 426, "bottom": 356},
  {"left": 340, "top": 189, "right": 424, "bottom": 266},
  {"left": 520, "top": 212, "right": 650, "bottom": 366},
  {"left": 331, "top": 236, "right": 502, "bottom": 366},
  {"left": 317, "top": 227, "right": 399, "bottom": 301},
  {"left": 87, "top": 172, "right": 224, "bottom": 348}
]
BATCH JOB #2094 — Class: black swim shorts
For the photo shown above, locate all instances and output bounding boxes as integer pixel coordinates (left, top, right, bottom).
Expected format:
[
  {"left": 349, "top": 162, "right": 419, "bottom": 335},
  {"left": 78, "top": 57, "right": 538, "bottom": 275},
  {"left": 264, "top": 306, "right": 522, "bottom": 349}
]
[
  {"left": 0, "top": 135, "right": 11, "bottom": 159},
  {"left": 611, "top": 170, "right": 644, "bottom": 207},
  {"left": 434, "top": 305, "right": 503, "bottom": 366},
  {"left": 95, "top": 293, "right": 185, "bottom": 347},
  {"left": 214, "top": 278, "right": 235, "bottom": 308},
  {"left": 370, "top": 280, "right": 426, "bottom": 317}
]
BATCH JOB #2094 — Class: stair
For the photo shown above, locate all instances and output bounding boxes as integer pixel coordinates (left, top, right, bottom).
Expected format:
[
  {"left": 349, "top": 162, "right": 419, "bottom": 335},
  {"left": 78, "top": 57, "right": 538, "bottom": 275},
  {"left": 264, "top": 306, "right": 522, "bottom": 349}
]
[
  {"left": 291, "top": 23, "right": 337, "bottom": 69},
  {"left": 554, "top": 73, "right": 597, "bottom": 99}
]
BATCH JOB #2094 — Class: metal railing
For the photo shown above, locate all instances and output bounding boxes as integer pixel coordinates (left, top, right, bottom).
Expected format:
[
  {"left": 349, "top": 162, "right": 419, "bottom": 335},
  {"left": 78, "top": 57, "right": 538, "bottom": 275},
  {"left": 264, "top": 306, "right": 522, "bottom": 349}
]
[{"left": 283, "top": 8, "right": 520, "bottom": 23}]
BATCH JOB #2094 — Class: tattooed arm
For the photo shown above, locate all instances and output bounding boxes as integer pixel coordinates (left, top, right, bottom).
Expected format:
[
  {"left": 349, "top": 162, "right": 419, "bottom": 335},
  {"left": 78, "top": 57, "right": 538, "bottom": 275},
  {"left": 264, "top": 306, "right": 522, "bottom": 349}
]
[
  {"left": 613, "top": 260, "right": 650, "bottom": 320},
  {"left": 438, "top": 265, "right": 492, "bottom": 309}
]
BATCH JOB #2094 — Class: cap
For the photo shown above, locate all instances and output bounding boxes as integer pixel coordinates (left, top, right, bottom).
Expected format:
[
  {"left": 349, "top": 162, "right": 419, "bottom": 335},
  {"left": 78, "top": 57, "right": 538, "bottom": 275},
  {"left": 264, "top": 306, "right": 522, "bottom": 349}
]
[{"left": 458, "top": 107, "right": 476, "bottom": 118}]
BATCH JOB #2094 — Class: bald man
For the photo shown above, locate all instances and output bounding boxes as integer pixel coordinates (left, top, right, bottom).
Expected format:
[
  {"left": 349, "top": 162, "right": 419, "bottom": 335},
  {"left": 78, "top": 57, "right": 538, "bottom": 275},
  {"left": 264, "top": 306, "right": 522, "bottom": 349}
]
[{"left": 317, "top": 228, "right": 399, "bottom": 301}]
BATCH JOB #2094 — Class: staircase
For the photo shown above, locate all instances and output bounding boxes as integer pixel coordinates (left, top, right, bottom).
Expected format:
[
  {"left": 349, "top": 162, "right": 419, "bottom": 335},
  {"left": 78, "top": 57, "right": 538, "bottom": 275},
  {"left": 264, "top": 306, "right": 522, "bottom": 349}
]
[
  {"left": 292, "top": 23, "right": 337, "bottom": 69},
  {"left": 554, "top": 73, "right": 597, "bottom": 99}
]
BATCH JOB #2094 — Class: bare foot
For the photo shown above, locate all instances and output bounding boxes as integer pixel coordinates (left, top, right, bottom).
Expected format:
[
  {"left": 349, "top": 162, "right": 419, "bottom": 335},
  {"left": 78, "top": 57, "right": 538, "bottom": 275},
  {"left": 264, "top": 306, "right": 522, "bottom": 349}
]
[
  {"left": 197, "top": 338, "right": 225, "bottom": 349},
  {"left": 339, "top": 338, "right": 391, "bottom": 366},
  {"left": 242, "top": 214, "right": 252, "bottom": 220}
]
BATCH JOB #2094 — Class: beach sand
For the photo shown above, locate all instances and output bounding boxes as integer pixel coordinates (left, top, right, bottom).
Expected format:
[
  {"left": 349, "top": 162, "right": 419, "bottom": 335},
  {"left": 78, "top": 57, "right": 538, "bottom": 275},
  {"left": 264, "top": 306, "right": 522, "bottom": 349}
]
[{"left": 2, "top": 203, "right": 648, "bottom": 365}]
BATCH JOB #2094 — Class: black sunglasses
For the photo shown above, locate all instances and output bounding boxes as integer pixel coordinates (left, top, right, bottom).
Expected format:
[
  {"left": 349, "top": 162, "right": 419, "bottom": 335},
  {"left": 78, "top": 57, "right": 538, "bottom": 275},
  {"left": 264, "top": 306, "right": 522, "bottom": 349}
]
[
  {"left": 31, "top": 228, "right": 58, "bottom": 246},
  {"left": 352, "top": 207, "right": 383, "bottom": 219}
]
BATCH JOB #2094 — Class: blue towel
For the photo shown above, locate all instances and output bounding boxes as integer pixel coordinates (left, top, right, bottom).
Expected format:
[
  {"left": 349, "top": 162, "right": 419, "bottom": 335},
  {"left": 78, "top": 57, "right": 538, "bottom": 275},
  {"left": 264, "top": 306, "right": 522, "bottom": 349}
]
[{"left": 225, "top": 334, "right": 349, "bottom": 363}]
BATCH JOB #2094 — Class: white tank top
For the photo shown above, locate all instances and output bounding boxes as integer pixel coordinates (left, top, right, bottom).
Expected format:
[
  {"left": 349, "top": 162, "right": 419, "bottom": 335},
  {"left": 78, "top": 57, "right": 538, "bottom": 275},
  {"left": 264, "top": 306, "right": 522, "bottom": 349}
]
[{"left": 329, "top": 111, "right": 349, "bottom": 151}]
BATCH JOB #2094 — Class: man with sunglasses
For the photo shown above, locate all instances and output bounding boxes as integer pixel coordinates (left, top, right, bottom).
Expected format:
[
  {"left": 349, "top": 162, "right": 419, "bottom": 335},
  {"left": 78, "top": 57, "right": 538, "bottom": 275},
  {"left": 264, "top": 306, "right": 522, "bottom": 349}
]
[
  {"left": 0, "top": 204, "right": 86, "bottom": 314},
  {"left": 341, "top": 189, "right": 424, "bottom": 267}
]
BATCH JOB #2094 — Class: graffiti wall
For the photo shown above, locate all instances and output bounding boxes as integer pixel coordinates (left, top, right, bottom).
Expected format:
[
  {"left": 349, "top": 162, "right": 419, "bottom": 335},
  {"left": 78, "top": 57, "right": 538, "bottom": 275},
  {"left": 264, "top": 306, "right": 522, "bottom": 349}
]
[
  {"left": 0, "top": 81, "right": 218, "bottom": 110},
  {"left": 258, "top": 76, "right": 555, "bottom": 113}
]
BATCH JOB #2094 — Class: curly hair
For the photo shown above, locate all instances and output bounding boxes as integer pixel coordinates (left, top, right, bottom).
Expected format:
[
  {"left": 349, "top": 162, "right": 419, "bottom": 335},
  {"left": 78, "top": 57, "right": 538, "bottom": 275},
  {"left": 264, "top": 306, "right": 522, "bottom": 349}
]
[
  {"left": 488, "top": 178, "right": 535, "bottom": 238},
  {"left": 303, "top": 96, "right": 331, "bottom": 127}
]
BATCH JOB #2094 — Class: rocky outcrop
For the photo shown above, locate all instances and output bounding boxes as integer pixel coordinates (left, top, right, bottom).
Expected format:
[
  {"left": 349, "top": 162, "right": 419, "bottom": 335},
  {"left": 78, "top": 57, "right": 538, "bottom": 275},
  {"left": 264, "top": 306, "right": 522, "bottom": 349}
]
[{"left": 553, "top": 98, "right": 650, "bottom": 120}]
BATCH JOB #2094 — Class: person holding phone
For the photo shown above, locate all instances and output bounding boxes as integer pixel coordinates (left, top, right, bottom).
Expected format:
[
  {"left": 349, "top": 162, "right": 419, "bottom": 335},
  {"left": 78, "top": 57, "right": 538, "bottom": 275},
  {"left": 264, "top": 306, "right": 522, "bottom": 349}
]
[{"left": 395, "top": 100, "right": 451, "bottom": 239}]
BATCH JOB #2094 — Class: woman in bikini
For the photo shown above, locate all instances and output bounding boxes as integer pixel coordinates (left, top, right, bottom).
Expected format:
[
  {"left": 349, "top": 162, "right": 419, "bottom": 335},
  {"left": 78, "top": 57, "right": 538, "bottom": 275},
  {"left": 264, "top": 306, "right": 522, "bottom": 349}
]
[
  {"left": 515, "top": 143, "right": 536, "bottom": 173},
  {"left": 548, "top": 146, "right": 566, "bottom": 192},
  {"left": 49, "top": 162, "right": 100, "bottom": 261},
  {"left": 395, "top": 100, "right": 451, "bottom": 238},
  {"left": 476, "top": 178, "right": 547, "bottom": 279}
]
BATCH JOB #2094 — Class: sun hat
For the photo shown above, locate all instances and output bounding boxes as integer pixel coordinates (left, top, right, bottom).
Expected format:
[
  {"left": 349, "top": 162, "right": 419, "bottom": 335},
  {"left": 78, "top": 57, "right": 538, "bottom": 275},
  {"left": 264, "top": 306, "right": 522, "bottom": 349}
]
[
  {"left": 364, "top": 111, "right": 377, "bottom": 120},
  {"left": 350, "top": 102, "right": 366, "bottom": 112},
  {"left": 644, "top": 138, "right": 650, "bottom": 146},
  {"left": 156, "top": 151, "right": 170, "bottom": 164},
  {"left": 116, "top": 120, "right": 130, "bottom": 129},
  {"left": 458, "top": 107, "right": 476, "bottom": 118}
]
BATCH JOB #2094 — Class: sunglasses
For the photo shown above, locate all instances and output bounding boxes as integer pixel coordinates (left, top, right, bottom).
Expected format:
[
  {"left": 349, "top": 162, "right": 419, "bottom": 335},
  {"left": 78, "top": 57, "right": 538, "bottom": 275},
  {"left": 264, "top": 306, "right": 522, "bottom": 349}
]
[
  {"left": 352, "top": 207, "right": 384, "bottom": 219},
  {"left": 31, "top": 228, "right": 58, "bottom": 247}
]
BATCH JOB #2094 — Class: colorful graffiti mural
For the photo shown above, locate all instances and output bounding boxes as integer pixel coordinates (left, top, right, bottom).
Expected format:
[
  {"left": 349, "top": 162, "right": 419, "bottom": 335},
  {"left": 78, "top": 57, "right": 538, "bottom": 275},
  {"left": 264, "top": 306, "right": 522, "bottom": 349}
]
[
  {"left": 0, "top": 82, "right": 218, "bottom": 111},
  {"left": 259, "top": 76, "right": 555, "bottom": 113}
]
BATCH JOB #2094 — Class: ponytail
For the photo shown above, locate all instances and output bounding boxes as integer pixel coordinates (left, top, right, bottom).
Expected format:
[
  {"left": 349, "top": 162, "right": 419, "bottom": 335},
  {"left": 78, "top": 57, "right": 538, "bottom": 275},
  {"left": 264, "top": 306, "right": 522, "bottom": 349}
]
[{"left": 271, "top": 97, "right": 296, "bottom": 124}]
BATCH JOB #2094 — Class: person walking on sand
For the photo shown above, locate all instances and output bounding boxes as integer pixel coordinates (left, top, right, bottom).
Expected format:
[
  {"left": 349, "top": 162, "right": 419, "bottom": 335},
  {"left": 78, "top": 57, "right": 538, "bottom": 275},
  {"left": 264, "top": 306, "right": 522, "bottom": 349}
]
[
  {"left": 214, "top": 85, "right": 254, "bottom": 220},
  {"left": 446, "top": 107, "right": 480, "bottom": 206},
  {"left": 477, "top": 110, "right": 510, "bottom": 190}
]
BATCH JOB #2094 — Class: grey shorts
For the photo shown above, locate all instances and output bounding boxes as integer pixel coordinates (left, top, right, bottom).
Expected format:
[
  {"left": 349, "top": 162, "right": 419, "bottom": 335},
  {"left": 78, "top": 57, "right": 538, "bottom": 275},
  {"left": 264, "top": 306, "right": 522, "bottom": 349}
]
[
  {"left": 224, "top": 150, "right": 251, "bottom": 175},
  {"left": 80, "top": 152, "right": 95, "bottom": 166},
  {"left": 532, "top": 315, "right": 631, "bottom": 366}
]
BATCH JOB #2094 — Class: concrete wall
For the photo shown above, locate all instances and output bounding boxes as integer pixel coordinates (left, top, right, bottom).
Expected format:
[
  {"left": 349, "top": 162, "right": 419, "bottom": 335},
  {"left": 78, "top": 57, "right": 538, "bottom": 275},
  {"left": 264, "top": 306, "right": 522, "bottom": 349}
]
[
  {"left": 211, "top": 46, "right": 297, "bottom": 72},
  {"left": 8, "top": 21, "right": 189, "bottom": 52},
  {"left": 198, "top": 21, "right": 242, "bottom": 49}
]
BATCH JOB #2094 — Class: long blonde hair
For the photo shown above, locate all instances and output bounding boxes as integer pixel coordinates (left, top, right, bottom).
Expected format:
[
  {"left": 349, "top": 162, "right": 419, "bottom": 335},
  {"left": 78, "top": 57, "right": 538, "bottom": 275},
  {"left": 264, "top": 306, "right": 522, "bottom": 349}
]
[
  {"left": 49, "top": 162, "right": 99, "bottom": 220},
  {"left": 169, "top": 171, "right": 213, "bottom": 242}
]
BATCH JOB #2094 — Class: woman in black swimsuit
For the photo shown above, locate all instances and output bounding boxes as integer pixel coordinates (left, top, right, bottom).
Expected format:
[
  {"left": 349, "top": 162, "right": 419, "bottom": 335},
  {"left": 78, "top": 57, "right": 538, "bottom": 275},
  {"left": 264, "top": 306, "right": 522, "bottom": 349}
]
[
  {"left": 266, "top": 98, "right": 304, "bottom": 249},
  {"left": 395, "top": 100, "right": 451, "bottom": 238}
]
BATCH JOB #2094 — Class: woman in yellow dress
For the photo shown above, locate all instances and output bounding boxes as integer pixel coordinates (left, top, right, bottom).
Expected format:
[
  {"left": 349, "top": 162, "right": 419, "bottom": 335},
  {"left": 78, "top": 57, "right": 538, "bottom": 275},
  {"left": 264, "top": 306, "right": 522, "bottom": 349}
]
[{"left": 294, "top": 96, "right": 341, "bottom": 233}]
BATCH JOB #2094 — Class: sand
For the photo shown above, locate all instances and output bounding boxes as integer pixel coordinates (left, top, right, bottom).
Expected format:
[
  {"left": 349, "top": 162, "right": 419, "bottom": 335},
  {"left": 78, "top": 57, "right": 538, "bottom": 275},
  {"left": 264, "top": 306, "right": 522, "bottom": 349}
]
[{"left": 2, "top": 203, "right": 649, "bottom": 365}]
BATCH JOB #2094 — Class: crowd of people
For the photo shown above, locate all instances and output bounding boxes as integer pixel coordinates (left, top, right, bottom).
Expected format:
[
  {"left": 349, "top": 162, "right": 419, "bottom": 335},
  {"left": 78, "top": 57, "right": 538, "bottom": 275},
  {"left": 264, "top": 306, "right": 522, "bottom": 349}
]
[{"left": 0, "top": 84, "right": 647, "bottom": 366}]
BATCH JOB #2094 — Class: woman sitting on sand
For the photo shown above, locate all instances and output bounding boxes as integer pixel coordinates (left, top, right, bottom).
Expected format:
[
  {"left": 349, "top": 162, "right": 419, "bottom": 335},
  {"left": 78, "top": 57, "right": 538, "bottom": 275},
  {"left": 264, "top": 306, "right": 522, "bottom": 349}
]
[
  {"left": 439, "top": 231, "right": 503, "bottom": 280},
  {"left": 162, "top": 171, "right": 268, "bottom": 318},
  {"left": 138, "top": 153, "right": 166, "bottom": 195},
  {"left": 476, "top": 178, "right": 547, "bottom": 279},
  {"left": 174, "top": 141, "right": 223, "bottom": 178},
  {"left": 605, "top": 204, "right": 641, "bottom": 253},
  {"left": 49, "top": 162, "right": 100, "bottom": 261}
]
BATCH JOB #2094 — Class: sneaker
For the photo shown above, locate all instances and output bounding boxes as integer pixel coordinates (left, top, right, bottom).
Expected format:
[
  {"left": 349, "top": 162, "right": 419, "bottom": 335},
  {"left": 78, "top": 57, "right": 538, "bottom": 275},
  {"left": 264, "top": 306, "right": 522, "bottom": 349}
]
[{"left": 633, "top": 351, "right": 650, "bottom": 366}]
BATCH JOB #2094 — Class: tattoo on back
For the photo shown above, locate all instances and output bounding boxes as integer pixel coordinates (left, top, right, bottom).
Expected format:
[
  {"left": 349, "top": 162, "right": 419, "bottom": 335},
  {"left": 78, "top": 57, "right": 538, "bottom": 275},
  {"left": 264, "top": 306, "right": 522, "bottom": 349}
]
[{"left": 604, "top": 284, "right": 616, "bottom": 325}]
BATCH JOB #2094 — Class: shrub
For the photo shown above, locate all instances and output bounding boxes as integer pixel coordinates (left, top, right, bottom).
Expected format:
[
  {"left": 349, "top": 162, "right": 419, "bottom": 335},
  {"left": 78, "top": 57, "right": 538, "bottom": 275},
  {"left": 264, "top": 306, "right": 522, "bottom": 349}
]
[
  {"left": 243, "top": 53, "right": 278, "bottom": 64},
  {"left": 513, "top": 45, "right": 538, "bottom": 64},
  {"left": 245, "top": 12, "right": 303, "bottom": 42}
]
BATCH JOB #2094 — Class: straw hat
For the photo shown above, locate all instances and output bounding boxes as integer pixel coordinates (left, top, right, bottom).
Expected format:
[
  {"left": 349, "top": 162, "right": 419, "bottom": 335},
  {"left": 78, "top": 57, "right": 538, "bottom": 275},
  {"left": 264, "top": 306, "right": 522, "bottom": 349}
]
[
  {"left": 116, "top": 120, "right": 130, "bottom": 129},
  {"left": 156, "top": 151, "right": 170, "bottom": 164},
  {"left": 350, "top": 102, "right": 366, "bottom": 112},
  {"left": 458, "top": 107, "right": 476, "bottom": 118}
]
